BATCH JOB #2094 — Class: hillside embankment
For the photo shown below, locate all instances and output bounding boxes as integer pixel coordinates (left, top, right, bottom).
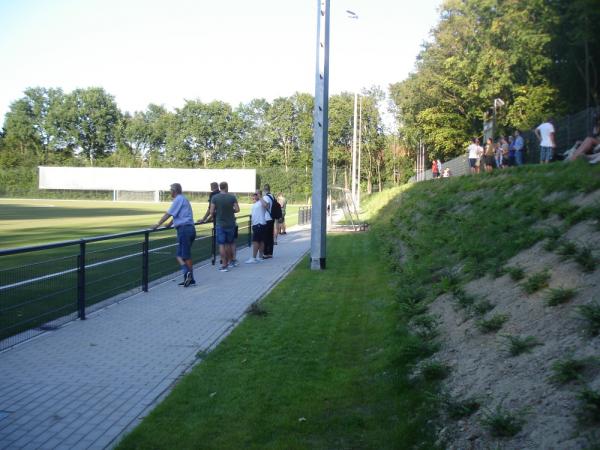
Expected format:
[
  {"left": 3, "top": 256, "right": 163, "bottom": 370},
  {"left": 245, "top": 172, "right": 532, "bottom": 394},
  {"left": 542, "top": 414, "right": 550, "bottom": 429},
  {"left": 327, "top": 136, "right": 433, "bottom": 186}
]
[{"left": 375, "top": 161, "right": 600, "bottom": 449}]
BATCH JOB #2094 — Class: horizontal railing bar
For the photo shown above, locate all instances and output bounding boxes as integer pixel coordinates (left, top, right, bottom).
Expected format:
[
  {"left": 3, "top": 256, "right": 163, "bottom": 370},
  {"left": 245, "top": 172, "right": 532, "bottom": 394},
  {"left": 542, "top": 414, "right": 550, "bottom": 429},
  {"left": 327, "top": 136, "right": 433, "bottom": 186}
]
[{"left": 0, "top": 234, "right": 213, "bottom": 292}]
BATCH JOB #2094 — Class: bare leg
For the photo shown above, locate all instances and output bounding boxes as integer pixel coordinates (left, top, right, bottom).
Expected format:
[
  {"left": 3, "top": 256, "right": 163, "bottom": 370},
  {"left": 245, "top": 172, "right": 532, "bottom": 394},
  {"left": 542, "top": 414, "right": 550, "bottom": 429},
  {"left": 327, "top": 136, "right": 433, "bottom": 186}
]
[{"left": 568, "top": 137, "right": 600, "bottom": 161}]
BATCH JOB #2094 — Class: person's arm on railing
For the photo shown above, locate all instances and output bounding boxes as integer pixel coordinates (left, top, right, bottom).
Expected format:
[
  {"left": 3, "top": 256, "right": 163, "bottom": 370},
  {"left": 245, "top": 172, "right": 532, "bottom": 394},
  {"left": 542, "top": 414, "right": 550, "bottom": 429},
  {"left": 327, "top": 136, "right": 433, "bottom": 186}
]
[{"left": 151, "top": 212, "right": 173, "bottom": 230}]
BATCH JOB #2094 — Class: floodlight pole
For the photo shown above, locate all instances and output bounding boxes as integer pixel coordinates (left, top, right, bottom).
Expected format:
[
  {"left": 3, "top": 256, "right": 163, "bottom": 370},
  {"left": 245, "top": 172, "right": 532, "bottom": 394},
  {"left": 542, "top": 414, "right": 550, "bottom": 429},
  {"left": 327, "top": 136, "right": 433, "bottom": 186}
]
[
  {"left": 351, "top": 93, "right": 358, "bottom": 204},
  {"left": 310, "top": 0, "right": 330, "bottom": 270}
]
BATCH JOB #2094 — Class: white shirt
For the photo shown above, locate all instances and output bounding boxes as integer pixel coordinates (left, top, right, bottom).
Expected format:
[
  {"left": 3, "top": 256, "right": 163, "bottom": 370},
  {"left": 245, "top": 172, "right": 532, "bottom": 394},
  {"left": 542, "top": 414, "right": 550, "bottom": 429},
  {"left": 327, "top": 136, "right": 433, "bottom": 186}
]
[
  {"left": 536, "top": 122, "right": 555, "bottom": 147},
  {"left": 467, "top": 143, "right": 480, "bottom": 158},
  {"left": 262, "top": 194, "right": 273, "bottom": 221},
  {"left": 251, "top": 200, "right": 266, "bottom": 226}
]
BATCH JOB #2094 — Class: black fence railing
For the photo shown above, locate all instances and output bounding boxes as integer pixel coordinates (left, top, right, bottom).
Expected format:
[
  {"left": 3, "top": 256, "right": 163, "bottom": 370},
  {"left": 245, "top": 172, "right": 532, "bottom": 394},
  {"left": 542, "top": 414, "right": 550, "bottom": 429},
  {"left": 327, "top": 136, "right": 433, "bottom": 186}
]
[
  {"left": 0, "top": 215, "right": 251, "bottom": 350},
  {"left": 298, "top": 206, "right": 312, "bottom": 225}
]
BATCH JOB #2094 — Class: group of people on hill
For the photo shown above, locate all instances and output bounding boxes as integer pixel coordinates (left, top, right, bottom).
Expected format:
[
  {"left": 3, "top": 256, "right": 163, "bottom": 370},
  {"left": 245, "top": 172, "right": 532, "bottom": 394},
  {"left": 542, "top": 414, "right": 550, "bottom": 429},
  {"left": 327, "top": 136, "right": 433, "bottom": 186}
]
[
  {"left": 467, "top": 130, "right": 526, "bottom": 174},
  {"left": 431, "top": 159, "right": 452, "bottom": 178},
  {"left": 151, "top": 181, "right": 287, "bottom": 287},
  {"left": 465, "top": 114, "right": 600, "bottom": 171}
]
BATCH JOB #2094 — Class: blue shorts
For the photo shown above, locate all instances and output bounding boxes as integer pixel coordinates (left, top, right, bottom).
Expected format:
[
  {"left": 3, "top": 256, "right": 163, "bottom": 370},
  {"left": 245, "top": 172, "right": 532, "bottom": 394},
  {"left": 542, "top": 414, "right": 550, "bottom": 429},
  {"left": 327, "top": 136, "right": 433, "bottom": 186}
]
[
  {"left": 216, "top": 226, "right": 236, "bottom": 245},
  {"left": 176, "top": 224, "right": 196, "bottom": 259},
  {"left": 469, "top": 158, "right": 478, "bottom": 168},
  {"left": 251, "top": 224, "right": 265, "bottom": 242},
  {"left": 540, "top": 146, "right": 553, "bottom": 162}
]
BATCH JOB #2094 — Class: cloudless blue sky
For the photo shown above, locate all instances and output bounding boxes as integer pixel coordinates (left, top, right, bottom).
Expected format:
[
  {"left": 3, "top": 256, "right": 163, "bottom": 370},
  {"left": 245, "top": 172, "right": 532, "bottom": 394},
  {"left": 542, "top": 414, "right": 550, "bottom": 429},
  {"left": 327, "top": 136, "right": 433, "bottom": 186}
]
[{"left": 0, "top": 0, "right": 442, "bottom": 124}]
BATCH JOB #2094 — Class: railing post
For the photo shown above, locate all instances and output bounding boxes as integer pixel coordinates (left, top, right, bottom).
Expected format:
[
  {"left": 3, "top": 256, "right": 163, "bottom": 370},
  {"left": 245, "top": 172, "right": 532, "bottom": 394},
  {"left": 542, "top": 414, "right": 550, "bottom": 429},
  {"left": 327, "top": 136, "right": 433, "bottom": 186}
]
[
  {"left": 142, "top": 231, "right": 149, "bottom": 292},
  {"left": 77, "top": 241, "right": 86, "bottom": 320}
]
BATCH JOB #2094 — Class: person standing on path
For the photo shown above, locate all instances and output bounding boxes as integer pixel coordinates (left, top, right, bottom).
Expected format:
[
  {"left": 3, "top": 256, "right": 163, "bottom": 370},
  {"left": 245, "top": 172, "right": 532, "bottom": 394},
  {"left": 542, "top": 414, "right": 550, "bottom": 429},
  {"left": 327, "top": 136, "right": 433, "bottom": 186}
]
[
  {"left": 210, "top": 181, "right": 240, "bottom": 272},
  {"left": 246, "top": 190, "right": 267, "bottom": 263},
  {"left": 535, "top": 118, "right": 556, "bottom": 164},
  {"left": 262, "top": 184, "right": 275, "bottom": 259},
  {"left": 152, "top": 183, "right": 196, "bottom": 287},
  {"left": 277, "top": 192, "right": 287, "bottom": 235},
  {"left": 197, "top": 181, "right": 219, "bottom": 224}
]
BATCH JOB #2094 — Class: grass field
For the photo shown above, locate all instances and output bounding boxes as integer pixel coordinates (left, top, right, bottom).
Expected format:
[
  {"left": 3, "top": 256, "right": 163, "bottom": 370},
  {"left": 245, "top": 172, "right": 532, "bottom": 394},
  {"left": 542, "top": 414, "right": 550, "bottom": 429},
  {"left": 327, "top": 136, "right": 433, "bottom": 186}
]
[{"left": 0, "top": 198, "right": 258, "bottom": 249}]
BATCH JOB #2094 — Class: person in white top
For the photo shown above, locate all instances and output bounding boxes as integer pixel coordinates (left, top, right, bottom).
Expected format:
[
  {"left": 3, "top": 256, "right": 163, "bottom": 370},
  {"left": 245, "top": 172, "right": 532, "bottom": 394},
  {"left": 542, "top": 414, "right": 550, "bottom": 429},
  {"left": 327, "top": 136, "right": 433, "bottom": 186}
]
[
  {"left": 246, "top": 190, "right": 268, "bottom": 263},
  {"left": 535, "top": 118, "right": 556, "bottom": 164},
  {"left": 467, "top": 138, "right": 482, "bottom": 174}
]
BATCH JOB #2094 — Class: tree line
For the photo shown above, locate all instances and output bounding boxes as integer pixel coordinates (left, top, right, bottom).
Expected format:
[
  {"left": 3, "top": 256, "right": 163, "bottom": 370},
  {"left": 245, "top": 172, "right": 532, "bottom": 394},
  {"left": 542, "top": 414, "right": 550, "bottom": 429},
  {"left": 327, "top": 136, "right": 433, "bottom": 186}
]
[
  {"left": 389, "top": 0, "right": 600, "bottom": 161},
  {"left": 0, "top": 87, "right": 410, "bottom": 195}
]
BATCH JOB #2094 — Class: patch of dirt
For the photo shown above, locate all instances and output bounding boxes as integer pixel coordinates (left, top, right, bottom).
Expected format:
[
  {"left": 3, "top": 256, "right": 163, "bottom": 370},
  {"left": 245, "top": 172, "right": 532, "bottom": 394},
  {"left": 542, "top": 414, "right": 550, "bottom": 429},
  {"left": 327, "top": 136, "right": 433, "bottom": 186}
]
[
  {"left": 430, "top": 220, "right": 600, "bottom": 449},
  {"left": 571, "top": 190, "right": 600, "bottom": 208}
]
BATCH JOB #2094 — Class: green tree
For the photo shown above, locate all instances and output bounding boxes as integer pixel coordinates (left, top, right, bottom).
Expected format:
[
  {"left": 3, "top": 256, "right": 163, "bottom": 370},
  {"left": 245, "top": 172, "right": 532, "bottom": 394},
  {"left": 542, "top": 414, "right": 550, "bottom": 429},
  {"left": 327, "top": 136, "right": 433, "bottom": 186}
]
[{"left": 59, "top": 87, "right": 122, "bottom": 164}]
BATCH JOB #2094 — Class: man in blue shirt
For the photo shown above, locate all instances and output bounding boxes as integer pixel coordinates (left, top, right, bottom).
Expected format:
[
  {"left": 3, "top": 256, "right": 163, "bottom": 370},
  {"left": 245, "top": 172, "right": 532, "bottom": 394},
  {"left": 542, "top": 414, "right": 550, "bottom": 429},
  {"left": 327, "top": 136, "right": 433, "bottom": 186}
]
[{"left": 152, "top": 183, "right": 197, "bottom": 287}]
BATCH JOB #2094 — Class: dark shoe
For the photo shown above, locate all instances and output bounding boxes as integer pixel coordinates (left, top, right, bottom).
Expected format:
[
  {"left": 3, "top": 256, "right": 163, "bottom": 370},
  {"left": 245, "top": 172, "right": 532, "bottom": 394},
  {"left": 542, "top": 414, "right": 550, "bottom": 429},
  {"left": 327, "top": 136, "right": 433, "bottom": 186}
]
[{"left": 184, "top": 272, "right": 194, "bottom": 287}]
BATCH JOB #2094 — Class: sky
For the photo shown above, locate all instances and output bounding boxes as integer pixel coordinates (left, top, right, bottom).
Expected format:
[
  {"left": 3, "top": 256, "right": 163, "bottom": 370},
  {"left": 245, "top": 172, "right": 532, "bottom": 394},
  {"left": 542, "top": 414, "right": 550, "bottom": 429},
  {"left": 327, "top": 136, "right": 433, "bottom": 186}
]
[{"left": 0, "top": 0, "right": 442, "bottom": 126}]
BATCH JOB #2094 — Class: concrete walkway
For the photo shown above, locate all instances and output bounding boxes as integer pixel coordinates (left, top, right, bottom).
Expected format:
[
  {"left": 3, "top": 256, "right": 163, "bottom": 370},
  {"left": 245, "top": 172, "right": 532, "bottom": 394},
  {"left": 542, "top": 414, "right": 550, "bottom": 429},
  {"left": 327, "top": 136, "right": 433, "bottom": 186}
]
[{"left": 0, "top": 227, "right": 311, "bottom": 450}]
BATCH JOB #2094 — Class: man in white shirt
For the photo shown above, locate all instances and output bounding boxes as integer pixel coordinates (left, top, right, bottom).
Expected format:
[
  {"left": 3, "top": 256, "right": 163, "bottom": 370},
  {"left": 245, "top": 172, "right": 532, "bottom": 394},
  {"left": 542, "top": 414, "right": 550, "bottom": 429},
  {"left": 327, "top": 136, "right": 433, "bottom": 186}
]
[
  {"left": 246, "top": 191, "right": 267, "bottom": 263},
  {"left": 535, "top": 119, "right": 556, "bottom": 164},
  {"left": 467, "top": 138, "right": 482, "bottom": 174}
]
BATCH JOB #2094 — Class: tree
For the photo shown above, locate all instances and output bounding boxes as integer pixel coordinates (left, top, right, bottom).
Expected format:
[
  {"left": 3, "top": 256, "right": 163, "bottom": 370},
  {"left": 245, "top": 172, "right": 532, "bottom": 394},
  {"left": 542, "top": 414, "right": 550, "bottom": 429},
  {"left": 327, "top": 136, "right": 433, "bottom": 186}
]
[
  {"left": 59, "top": 87, "right": 122, "bottom": 164},
  {"left": 236, "top": 98, "right": 272, "bottom": 168}
]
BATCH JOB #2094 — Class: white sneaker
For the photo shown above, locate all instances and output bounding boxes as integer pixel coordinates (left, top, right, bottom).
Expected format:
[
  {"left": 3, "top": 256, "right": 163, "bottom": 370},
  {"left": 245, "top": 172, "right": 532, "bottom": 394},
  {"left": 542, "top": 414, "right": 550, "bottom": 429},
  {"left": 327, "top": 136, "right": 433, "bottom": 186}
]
[
  {"left": 589, "top": 153, "right": 600, "bottom": 165},
  {"left": 245, "top": 258, "right": 257, "bottom": 264}
]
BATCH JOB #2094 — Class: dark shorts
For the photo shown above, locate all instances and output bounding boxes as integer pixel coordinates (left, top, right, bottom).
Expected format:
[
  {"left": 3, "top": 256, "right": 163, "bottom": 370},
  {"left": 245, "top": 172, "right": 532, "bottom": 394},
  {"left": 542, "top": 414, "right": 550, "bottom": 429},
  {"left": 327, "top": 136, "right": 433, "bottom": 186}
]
[
  {"left": 216, "top": 226, "right": 235, "bottom": 245},
  {"left": 176, "top": 224, "right": 196, "bottom": 259},
  {"left": 469, "top": 158, "right": 478, "bottom": 168},
  {"left": 251, "top": 224, "right": 265, "bottom": 242},
  {"left": 484, "top": 155, "right": 495, "bottom": 166}
]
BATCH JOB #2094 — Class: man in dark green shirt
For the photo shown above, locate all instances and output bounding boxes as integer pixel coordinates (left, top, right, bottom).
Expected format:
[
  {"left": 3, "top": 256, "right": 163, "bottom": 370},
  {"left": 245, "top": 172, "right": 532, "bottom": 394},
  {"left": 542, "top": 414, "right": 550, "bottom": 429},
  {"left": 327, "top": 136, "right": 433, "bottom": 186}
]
[{"left": 210, "top": 181, "right": 240, "bottom": 272}]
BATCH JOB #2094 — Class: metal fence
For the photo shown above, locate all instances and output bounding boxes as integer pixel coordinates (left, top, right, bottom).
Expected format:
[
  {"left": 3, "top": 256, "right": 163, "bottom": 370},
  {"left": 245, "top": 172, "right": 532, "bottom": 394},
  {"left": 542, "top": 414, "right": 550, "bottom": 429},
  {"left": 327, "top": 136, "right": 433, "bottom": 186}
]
[
  {"left": 0, "top": 216, "right": 251, "bottom": 350},
  {"left": 298, "top": 206, "right": 312, "bottom": 225}
]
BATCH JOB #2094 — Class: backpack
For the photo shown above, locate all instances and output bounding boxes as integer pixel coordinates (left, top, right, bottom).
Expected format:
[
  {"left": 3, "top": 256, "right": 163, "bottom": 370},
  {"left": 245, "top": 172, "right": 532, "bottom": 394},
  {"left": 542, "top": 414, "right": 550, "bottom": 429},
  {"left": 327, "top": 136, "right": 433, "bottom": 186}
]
[{"left": 267, "top": 193, "right": 283, "bottom": 220}]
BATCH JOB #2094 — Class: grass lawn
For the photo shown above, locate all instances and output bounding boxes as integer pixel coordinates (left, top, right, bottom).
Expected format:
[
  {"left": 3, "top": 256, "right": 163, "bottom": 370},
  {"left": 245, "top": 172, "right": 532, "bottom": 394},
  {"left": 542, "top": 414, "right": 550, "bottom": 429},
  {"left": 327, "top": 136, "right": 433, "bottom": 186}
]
[{"left": 117, "top": 231, "right": 438, "bottom": 449}]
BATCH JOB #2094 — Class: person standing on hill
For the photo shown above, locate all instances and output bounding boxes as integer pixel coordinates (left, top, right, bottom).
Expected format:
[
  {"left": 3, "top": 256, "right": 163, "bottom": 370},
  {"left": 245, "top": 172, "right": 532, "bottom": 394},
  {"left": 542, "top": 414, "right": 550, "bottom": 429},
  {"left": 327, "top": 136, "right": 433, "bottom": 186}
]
[
  {"left": 432, "top": 159, "right": 439, "bottom": 179},
  {"left": 535, "top": 118, "right": 556, "bottom": 164},
  {"left": 152, "top": 183, "right": 196, "bottom": 287},
  {"left": 484, "top": 137, "right": 495, "bottom": 172},
  {"left": 513, "top": 130, "right": 525, "bottom": 166},
  {"left": 467, "top": 138, "right": 481, "bottom": 174},
  {"left": 210, "top": 181, "right": 240, "bottom": 272}
]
